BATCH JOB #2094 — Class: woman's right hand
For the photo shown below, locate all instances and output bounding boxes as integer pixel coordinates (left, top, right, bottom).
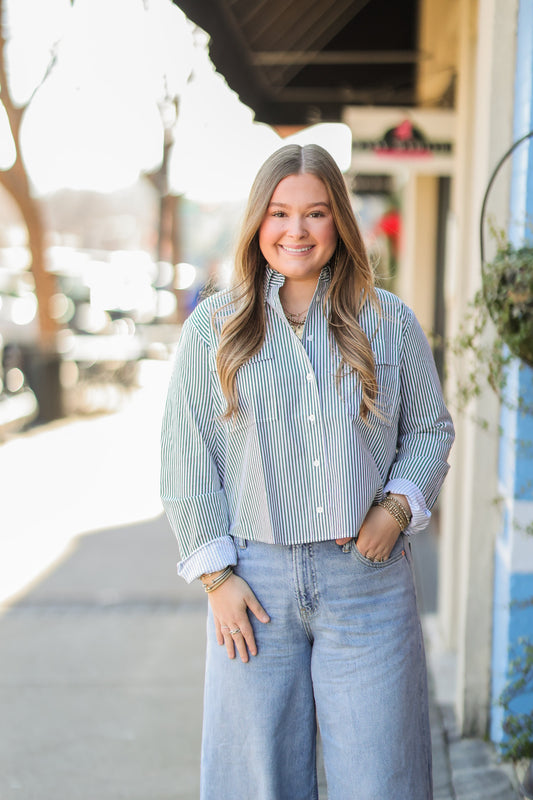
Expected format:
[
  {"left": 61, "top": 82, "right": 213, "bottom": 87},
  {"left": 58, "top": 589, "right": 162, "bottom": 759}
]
[{"left": 208, "top": 573, "right": 270, "bottom": 662}]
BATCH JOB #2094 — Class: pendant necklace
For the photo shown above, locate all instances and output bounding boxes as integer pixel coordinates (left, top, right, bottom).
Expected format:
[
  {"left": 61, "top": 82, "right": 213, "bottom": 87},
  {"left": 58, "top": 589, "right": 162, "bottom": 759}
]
[{"left": 283, "top": 304, "right": 309, "bottom": 337}]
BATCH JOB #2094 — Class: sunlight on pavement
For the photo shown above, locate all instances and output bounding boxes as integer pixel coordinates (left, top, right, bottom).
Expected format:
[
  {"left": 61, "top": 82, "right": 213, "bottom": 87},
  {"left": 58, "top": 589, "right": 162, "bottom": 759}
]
[{"left": 0, "top": 359, "right": 173, "bottom": 605}]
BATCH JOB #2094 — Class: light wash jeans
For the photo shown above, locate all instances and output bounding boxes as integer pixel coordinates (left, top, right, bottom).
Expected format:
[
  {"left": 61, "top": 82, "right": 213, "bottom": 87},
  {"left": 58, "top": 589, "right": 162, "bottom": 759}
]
[{"left": 201, "top": 535, "right": 432, "bottom": 800}]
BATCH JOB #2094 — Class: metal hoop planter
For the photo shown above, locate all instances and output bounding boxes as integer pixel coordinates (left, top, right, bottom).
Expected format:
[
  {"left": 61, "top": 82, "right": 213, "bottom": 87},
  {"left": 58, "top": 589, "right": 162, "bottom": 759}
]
[{"left": 479, "top": 130, "right": 533, "bottom": 368}]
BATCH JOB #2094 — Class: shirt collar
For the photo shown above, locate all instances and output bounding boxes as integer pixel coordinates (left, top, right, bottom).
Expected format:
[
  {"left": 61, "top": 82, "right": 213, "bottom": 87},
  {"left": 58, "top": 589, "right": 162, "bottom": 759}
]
[{"left": 263, "top": 263, "right": 331, "bottom": 303}]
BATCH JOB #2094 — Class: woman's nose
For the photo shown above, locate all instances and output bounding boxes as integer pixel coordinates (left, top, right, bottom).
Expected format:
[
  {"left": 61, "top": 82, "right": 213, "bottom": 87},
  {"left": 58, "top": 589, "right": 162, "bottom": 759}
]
[{"left": 287, "top": 216, "right": 307, "bottom": 237}]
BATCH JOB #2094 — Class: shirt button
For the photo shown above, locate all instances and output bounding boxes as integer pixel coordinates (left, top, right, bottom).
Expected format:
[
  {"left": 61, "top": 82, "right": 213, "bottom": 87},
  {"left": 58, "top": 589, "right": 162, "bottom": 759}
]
[
  {"left": 317, "top": 506, "right": 324, "bottom": 514},
  {"left": 308, "top": 414, "right": 315, "bottom": 423},
  {"left": 313, "top": 459, "right": 320, "bottom": 467},
  {"left": 307, "top": 334, "right": 313, "bottom": 341},
  {"left": 306, "top": 373, "right": 313, "bottom": 382}
]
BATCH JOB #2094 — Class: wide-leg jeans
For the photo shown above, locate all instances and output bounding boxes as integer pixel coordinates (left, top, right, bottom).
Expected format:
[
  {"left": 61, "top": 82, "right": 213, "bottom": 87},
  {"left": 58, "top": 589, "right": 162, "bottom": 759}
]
[{"left": 201, "top": 535, "right": 432, "bottom": 800}]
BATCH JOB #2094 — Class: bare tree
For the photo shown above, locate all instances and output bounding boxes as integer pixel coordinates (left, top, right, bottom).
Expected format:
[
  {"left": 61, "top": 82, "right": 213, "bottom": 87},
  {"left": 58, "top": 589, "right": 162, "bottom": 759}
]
[
  {"left": 0, "top": 0, "right": 59, "bottom": 351},
  {"left": 145, "top": 96, "right": 181, "bottom": 268}
]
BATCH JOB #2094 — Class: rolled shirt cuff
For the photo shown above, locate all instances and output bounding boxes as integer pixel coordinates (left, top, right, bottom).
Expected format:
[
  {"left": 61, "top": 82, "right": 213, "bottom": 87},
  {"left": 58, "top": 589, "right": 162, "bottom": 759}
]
[
  {"left": 383, "top": 478, "right": 431, "bottom": 534},
  {"left": 177, "top": 536, "right": 238, "bottom": 583}
]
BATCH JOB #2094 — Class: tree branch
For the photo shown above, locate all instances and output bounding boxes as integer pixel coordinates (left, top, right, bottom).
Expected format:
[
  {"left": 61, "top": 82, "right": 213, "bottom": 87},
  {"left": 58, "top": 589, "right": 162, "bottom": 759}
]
[{"left": 0, "top": 0, "right": 25, "bottom": 144}]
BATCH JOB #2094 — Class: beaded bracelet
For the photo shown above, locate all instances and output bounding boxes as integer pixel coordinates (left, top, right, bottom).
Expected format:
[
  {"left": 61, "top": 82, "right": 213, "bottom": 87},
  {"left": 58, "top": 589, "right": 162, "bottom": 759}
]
[
  {"left": 201, "top": 566, "right": 234, "bottom": 593},
  {"left": 376, "top": 495, "right": 411, "bottom": 531},
  {"left": 389, "top": 494, "right": 412, "bottom": 523}
]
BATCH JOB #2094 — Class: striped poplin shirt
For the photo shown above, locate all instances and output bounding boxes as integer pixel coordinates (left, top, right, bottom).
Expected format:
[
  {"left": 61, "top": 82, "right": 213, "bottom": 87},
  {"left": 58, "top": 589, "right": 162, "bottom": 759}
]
[{"left": 160, "top": 266, "right": 455, "bottom": 582}]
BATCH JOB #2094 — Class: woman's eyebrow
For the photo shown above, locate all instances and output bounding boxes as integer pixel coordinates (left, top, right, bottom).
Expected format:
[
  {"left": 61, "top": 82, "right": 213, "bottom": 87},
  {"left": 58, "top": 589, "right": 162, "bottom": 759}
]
[{"left": 268, "top": 201, "right": 330, "bottom": 208}]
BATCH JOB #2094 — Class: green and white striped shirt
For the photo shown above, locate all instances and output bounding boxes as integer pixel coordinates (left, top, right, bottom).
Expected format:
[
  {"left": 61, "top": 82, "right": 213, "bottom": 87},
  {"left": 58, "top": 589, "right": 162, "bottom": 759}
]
[{"left": 161, "top": 266, "right": 454, "bottom": 582}]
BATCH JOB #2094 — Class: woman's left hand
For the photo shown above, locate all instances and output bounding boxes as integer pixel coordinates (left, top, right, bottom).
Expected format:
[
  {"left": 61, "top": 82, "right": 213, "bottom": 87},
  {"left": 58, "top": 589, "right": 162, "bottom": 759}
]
[{"left": 335, "top": 503, "right": 404, "bottom": 562}]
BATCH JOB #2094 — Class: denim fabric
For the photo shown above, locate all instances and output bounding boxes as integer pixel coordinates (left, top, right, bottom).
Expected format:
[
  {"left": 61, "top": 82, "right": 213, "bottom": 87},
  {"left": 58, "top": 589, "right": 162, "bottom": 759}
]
[{"left": 201, "top": 536, "right": 432, "bottom": 800}]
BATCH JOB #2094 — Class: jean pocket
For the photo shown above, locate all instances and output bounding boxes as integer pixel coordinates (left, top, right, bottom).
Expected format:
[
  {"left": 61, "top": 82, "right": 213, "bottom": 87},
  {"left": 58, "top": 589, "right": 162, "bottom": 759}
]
[
  {"left": 339, "top": 539, "right": 354, "bottom": 553},
  {"left": 350, "top": 534, "right": 406, "bottom": 568}
]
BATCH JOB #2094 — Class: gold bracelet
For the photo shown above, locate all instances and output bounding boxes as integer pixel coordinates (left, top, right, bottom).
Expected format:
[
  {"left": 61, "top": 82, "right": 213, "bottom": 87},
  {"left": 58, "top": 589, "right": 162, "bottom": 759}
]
[
  {"left": 199, "top": 568, "right": 225, "bottom": 585},
  {"left": 199, "top": 566, "right": 231, "bottom": 586},
  {"left": 376, "top": 496, "right": 411, "bottom": 531},
  {"left": 387, "top": 494, "right": 412, "bottom": 520},
  {"left": 383, "top": 493, "right": 411, "bottom": 520},
  {"left": 201, "top": 566, "right": 234, "bottom": 593}
]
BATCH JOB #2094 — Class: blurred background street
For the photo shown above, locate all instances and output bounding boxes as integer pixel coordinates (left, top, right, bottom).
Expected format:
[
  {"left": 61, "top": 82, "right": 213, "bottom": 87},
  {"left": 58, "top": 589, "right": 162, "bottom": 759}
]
[{"left": 0, "top": 360, "right": 171, "bottom": 606}]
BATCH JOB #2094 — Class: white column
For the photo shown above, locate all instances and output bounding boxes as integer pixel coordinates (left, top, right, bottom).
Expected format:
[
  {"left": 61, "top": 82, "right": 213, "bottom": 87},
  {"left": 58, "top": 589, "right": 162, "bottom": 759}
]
[{"left": 438, "top": 0, "right": 518, "bottom": 736}]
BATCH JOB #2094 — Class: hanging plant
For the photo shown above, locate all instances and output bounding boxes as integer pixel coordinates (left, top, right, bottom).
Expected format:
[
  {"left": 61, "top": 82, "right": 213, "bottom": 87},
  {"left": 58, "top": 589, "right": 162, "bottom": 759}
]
[
  {"left": 482, "top": 237, "right": 533, "bottom": 367},
  {"left": 449, "top": 132, "right": 533, "bottom": 414},
  {"left": 480, "top": 131, "right": 533, "bottom": 368}
]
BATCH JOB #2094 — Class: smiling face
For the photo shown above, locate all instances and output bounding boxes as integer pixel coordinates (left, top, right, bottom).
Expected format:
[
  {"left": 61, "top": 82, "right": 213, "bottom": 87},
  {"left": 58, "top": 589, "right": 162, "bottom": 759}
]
[{"left": 258, "top": 172, "right": 338, "bottom": 290}]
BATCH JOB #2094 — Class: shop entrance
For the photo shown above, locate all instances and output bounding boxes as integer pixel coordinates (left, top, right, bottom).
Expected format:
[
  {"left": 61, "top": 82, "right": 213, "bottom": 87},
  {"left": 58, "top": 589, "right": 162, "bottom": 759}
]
[{"left": 344, "top": 107, "right": 455, "bottom": 383}]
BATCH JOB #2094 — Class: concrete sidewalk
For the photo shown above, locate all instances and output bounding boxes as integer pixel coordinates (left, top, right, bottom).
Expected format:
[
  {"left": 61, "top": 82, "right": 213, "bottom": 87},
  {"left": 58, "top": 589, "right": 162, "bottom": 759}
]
[
  {"left": 423, "top": 614, "right": 520, "bottom": 800},
  {"left": 0, "top": 511, "right": 521, "bottom": 800}
]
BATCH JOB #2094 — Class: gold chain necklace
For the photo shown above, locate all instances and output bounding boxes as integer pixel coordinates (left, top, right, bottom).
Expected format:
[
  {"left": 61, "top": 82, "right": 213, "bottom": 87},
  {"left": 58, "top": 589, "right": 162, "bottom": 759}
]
[
  {"left": 283, "top": 306, "right": 308, "bottom": 336},
  {"left": 284, "top": 309, "right": 307, "bottom": 325}
]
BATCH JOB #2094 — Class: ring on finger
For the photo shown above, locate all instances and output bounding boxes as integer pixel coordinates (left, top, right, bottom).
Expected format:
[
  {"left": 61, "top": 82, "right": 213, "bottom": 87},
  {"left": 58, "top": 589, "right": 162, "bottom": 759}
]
[
  {"left": 220, "top": 625, "right": 230, "bottom": 631},
  {"left": 229, "top": 628, "right": 241, "bottom": 635}
]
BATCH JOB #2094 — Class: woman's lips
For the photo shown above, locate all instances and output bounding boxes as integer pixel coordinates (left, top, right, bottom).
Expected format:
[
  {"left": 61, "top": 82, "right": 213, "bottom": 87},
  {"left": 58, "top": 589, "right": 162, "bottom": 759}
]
[{"left": 279, "top": 244, "right": 314, "bottom": 254}]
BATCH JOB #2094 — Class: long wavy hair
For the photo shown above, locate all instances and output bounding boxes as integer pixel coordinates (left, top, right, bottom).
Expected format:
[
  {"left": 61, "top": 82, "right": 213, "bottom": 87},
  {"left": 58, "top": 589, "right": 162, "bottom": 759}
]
[{"left": 215, "top": 143, "right": 379, "bottom": 420}]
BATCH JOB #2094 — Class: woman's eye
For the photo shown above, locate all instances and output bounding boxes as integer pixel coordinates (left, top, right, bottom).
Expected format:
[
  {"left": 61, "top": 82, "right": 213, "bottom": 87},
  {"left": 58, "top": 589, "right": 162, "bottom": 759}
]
[{"left": 269, "top": 210, "right": 326, "bottom": 218}]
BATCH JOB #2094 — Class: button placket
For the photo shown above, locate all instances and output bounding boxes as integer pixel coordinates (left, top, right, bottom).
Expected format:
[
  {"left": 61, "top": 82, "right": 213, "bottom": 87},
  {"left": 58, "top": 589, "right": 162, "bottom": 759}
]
[{"left": 303, "top": 364, "right": 328, "bottom": 531}]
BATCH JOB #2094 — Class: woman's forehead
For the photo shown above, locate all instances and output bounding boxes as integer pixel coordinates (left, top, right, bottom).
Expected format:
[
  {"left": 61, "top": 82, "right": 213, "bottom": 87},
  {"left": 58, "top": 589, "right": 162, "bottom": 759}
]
[{"left": 268, "top": 172, "right": 329, "bottom": 204}]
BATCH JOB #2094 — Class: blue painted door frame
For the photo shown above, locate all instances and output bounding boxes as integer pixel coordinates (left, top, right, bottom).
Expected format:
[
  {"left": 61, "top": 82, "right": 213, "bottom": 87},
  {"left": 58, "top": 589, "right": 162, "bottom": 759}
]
[{"left": 490, "top": 0, "right": 533, "bottom": 745}]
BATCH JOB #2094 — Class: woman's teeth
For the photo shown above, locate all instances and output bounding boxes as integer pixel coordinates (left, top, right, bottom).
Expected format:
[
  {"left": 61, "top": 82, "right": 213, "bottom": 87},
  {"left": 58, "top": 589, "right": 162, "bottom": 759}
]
[{"left": 281, "top": 245, "right": 313, "bottom": 253}]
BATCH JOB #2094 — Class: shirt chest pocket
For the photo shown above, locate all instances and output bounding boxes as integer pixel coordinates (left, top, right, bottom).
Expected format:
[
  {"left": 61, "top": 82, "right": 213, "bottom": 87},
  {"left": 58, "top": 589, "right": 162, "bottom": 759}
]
[
  {"left": 209, "top": 348, "right": 280, "bottom": 429},
  {"left": 341, "top": 358, "right": 400, "bottom": 428}
]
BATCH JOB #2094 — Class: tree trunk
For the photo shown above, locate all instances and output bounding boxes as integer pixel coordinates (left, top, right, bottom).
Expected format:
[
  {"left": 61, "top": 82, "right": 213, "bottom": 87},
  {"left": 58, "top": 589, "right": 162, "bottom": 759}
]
[
  {"left": 0, "top": 1, "right": 58, "bottom": 352},
  {"left": 0, "top": 157, "right": 63, "bottom": 419},
  {"left": 0, "top": 165, "right": 58, "bottom": 351},
  {"left": 158, "top": 192, "right": 180, "bottom": 264},
  {"left": 147, "top": 125, "right": 182, "bottom": 322}
]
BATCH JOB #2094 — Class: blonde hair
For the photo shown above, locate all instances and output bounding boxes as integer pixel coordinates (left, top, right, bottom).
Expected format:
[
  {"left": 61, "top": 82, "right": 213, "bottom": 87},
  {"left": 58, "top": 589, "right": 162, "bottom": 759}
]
[{"left": 216, "top": 143, "right": 379, "bottom": 420}]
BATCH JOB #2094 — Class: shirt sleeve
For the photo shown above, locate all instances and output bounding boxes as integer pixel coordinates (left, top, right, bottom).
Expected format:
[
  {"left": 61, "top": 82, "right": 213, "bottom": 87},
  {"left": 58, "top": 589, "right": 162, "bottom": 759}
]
[
  {"left": 385, "top": 309, "right": 455, "bottom": 522},
  {"left": 177, "top": 537, "right": 238, "bottom": 583},
  {"left": 160, "top": 318, "right": 236, "bottom": 574}
]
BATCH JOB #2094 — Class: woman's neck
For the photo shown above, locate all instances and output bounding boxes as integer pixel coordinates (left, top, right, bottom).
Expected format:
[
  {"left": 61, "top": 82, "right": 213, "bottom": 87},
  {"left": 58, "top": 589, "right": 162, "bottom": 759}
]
[{"left": 279, "top": 277, "right": 319, "bottom": 315}]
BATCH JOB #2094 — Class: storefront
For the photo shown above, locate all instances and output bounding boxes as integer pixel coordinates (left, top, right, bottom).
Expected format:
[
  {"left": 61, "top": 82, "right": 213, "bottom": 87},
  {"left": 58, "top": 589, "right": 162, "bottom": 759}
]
[{"left": 344, "top": 107, "right": 455, "bottom": 380}]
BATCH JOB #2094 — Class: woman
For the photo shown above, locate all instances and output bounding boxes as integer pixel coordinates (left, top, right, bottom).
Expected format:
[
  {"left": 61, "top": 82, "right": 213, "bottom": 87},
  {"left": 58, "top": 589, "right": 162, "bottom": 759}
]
[{"left": 161, "top": 144, "right": 454, "bottom": 800}]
